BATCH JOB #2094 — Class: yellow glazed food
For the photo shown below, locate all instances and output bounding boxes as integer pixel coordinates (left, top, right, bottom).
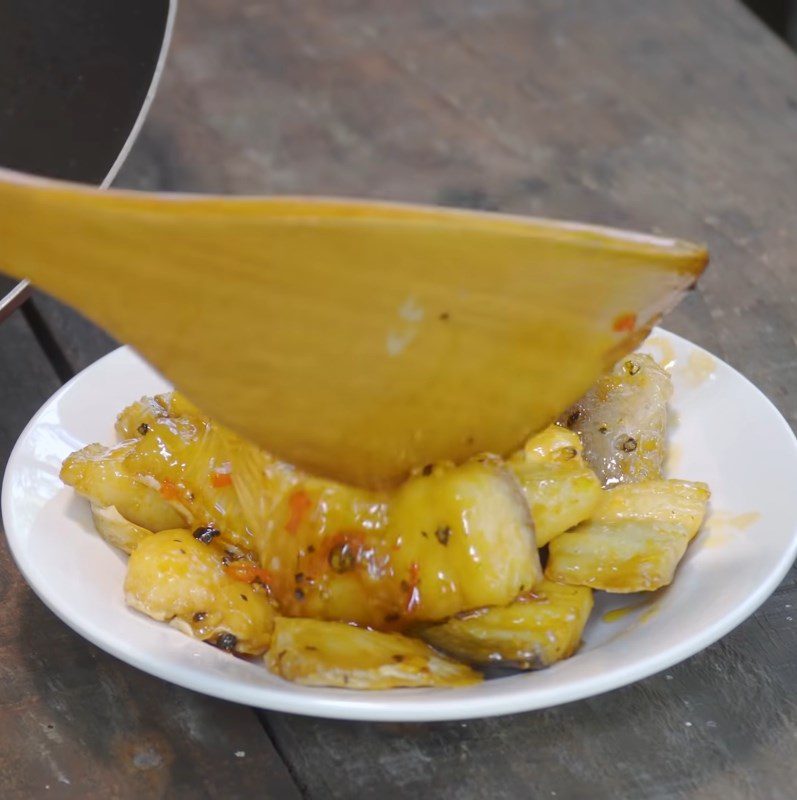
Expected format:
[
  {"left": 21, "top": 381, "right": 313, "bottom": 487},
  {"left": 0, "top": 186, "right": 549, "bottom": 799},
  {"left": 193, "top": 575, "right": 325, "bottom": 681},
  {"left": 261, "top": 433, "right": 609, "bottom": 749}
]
[{"left": 61, "top": 352, "right": 709, "bottom": 689}]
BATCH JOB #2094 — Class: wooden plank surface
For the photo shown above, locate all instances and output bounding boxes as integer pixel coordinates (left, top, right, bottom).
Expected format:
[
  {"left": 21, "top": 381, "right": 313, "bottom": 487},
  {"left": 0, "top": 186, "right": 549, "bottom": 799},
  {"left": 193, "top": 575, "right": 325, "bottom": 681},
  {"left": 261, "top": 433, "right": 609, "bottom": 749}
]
[{"left": 16, "top": 0, "right": 797, "bottom": 798}]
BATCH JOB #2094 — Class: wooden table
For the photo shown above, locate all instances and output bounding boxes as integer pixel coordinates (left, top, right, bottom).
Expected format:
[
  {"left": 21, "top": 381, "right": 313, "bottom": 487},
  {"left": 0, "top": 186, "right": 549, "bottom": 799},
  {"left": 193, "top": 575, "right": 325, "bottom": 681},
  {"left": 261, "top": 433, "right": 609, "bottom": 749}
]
[{"left": 2, "top": 2, "right": 796, "bottom": 797}]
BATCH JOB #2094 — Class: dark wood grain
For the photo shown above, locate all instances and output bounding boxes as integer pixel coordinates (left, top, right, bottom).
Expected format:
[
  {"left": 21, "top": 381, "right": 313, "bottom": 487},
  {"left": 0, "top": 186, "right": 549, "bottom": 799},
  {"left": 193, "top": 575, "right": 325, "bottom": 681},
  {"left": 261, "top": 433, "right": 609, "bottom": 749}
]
[
  {"left": 0, "top": 315, "right": 62, "bottom": 475},
  {"left": 15, "top": 0, "right": 797, "bottom": 797},
  {"left": 0, "top": 319, "right": 301, "bottom": 799},
  {"left": 264, "top": 595, "right": 797, "bottom": 800},
  {"left": 27, "top": 293, "right": 117, "bottom": 374}
]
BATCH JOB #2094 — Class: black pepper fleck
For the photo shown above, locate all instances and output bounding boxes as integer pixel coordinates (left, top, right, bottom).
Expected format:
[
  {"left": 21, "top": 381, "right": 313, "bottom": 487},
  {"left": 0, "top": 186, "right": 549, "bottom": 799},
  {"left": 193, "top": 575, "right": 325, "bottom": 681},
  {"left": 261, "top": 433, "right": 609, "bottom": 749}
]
[
  {"left": 422, "top": 463, "right": 434, "bottom": 476},
  {"left": 193, "top": 612, "right": 207, "bottom": 622},
  {"left": 566, "top": 410, "right": 581, "bottom": 428},
  {"left": 435, "top": 526, "right": 452, "bottom": 546},
  {"left": 215, "top": 632, "right": 237, "bottom": 651},
  {"left": 624, "top": 360, "right": 641, "bottom": 375},
  {"left": 240, "top": 594, "right": 248, "bottom": 602},
  {"left": 439, "top": 311, "right": 450, "bottom": 321},
  {"left": 618, "top": 435, "right": 638, "bottom": 452},
  {"left": 294, "top": 588, "right": 305, "bottom": 601},
  {"left": 193, "top": 526, "right": 221, "bottom": 544},
  {"left": 328, "top": 542, "right": 357, "bottom": 573},
  {"left": 392, "top": 654, "right": 405, "bottom": 663},
  {"left": 295, "top": 572, "right": 305, "bottom": 583},
  {"left": 137, "top": 422, "right": 150, "bottom": 436}
]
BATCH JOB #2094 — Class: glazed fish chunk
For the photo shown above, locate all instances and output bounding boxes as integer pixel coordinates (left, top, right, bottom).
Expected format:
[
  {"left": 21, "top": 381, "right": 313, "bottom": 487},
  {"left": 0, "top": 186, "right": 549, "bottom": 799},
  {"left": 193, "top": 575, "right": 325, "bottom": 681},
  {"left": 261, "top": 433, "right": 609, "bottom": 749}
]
[
  {"left": 422, "top": 580, "right": 593, "bottom": 669},
  {"left": 546, "top": 480, "right": 710, "bottom": 592},
  {"left": 592, "top": 479, "right": 709, "bottom": 539},
  {"left": 61, "top": 442, "right": 185, "bottom": 532},
  {"left": 125, "top": 529, "right": 276, "bottom": 655},
  {"left": 561, "top": 354, "right": 671, "bottom": 486},
  {"left": 114, "top": 393, "right": 293, "bottom": 557},
  {"left": 507, "top": 425, "right": 602, "bottom": 546},
  {"left": 265, "top": 617, "right": 481, "bottom": 688},
  {"left": 385, "top": 458, "right": 542, "bottom": 622}
]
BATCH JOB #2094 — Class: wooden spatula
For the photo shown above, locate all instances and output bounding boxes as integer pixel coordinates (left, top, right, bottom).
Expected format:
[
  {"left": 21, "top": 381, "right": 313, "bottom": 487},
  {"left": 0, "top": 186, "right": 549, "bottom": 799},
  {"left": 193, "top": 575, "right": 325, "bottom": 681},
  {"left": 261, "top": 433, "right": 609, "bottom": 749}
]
[{"left": 0, "top": 167, "right": 707, "bottom": 487}]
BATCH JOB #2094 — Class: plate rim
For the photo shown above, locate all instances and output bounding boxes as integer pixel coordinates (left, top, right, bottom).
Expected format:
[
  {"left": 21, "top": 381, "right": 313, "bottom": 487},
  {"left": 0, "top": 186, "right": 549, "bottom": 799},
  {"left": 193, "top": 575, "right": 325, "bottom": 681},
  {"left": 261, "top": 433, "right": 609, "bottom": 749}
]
[{"left": 3, "top": 328, "right": 797, "bottom": 721}]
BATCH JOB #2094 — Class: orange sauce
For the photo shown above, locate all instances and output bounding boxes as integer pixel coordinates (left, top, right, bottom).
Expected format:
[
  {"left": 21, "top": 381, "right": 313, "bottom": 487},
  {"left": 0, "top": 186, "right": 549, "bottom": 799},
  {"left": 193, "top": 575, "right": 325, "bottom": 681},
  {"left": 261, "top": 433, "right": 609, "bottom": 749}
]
[{"left": 702, "top": 510, "right": 761, "bottom": 548}]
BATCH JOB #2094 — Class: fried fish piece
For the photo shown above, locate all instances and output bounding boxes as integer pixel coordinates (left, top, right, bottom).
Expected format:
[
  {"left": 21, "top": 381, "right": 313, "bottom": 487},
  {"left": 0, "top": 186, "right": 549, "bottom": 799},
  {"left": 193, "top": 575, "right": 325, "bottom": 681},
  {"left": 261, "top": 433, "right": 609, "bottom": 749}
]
[
  {"left": 265, "top": 617, "right": 481, "bottom": 688},
  {"left": 422, "top": 579, "right": 593, "bottom": 669},
  {"left": 562, "top": 354, "right": 671, "bottom": 486},
  {"left": 546, "top": 480, "right": 710, "bottom": 592},
  {"left": 125, "top": 529, "right": 275, "bottom": 655},
  {"left": 61, "top": 441, "right": 185, "bottom": 531},
  {"left": 385, "top": 458, "right": 542, "bottom": 622},
  {"left": 507, "top": 425, "right": 601, "bottom": 546}
]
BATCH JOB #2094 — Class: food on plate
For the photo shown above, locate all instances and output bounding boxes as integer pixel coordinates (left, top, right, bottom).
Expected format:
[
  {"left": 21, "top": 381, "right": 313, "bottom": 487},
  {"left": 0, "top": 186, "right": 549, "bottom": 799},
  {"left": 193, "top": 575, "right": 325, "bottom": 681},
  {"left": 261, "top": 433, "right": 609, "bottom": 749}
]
[
  {"left": 589, "top": 478, "right": 710, "bottom": 533},
  {"left": 61, "top": 347, "right": 710, "bottom": 689},
  {"left": 561, "top": 354, "right": 671, "bottom": 486},
  {"left": 507, "top": 425, "right": 602, "bottom": 546},
  {"left": 421, "top": 580, "right": 593, "bottom": 668},
  {"left": 266, "top": 617, "right": 481, "bottom": 688},
  {"left": 545, "top": 480, "right": 710, "bottom": 592},
  {"left": 125, "top": 529, "right": 276, "bottom": 655},
  {"left": 62, "top": 441, "right": 184, "bottom": 531},
  {"left": 64, "top": 397, "right": 540, "bottom": 629},
  {"left": 385, "top": 458, "right": 541, "bottom": 621}
]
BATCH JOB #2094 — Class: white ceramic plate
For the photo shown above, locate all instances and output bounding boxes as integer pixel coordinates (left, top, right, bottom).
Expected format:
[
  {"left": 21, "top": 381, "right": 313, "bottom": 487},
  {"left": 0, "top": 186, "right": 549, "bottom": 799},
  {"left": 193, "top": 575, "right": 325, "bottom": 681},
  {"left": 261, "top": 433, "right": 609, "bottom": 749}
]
[{"left": 3, "top": 329, "right": 797, "bottom": 721}]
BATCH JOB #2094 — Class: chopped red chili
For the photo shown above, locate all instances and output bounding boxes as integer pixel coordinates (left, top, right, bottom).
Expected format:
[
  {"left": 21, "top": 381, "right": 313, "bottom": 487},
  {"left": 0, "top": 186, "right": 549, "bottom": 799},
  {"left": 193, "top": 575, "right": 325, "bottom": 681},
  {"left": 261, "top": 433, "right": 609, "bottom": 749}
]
[
  {"left": 225, "top": 562, "right": 272, "bottom": 586},
  {"left": 612, "top": 312, "right": 637, "bottom": 333},
  {"left": 211, "top": 471, "right": 233, "bottom": 488},
  {"left": 285, "top": 490, "right": 313, "bottom": 534},
  {"left": 159, "top": 479, "right": 179, "bottom": 500}
]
